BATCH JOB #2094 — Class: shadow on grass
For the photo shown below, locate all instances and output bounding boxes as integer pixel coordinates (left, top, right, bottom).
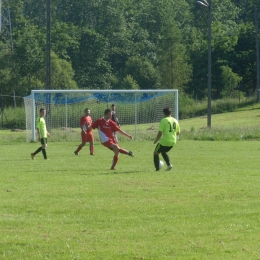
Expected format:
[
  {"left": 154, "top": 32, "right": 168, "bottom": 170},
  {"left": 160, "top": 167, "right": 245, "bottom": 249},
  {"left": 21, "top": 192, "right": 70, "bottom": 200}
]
[{"left": 97, "top": 170, "right": 143, "bottom": 175}]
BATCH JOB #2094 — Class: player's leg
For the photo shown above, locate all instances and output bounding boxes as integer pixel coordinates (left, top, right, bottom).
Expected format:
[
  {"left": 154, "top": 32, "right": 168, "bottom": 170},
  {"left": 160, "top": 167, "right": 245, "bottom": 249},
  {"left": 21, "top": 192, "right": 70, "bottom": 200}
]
[
  {"left": 110, "top": 144, "right": 119, "bottom": 170},
  {"left": 41, "top": 138, "right": 48, "bottom": 159},
  {"left": 75, "top": 132, "right": 87, "bottom": 155},
  {"left": 118, "top": 147, "right": 134, "bottom": 156},
  {"left": 89, "top": 133, "right": 94, "bottom": 155},
  {"left": 161, "top": 147, "right": 173, "bottom": 171},
  {"left": 153, "top": 143, "right": 161, "bottom": 171},
  {"left": 31, "top": 146, "right": 42, "bottom": 159},
  {"left": 102, "top": 141, "right": 119, "bottom": 170},
  {"left": 75, "top": 142, "right": 86, "bottom": 155},
  {"left": 89, "top": 141, "right": 94, "bottom": 155},
  {"left": 31, "top": 138, "right": 47, "bottom": 159}
]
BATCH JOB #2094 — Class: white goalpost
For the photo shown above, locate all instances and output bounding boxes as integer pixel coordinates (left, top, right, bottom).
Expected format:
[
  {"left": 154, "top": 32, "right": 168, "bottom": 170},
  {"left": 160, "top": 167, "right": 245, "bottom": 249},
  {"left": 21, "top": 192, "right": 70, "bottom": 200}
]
[{"left": 23, "top": 89, "right": 178, "bottom": 142}]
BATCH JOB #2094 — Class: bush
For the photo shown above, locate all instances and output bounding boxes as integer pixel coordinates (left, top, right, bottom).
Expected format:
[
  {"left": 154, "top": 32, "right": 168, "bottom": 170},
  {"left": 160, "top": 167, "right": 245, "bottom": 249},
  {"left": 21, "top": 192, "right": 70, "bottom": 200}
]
[
  {"left": 0, "top": 106, "right": 26, "bottom": 129},
  {"left": 178, "top": 94, "right": 256, "bottom": 119},
  {"left": 0, "top": 96, "right": 258, "bottom": 130}
]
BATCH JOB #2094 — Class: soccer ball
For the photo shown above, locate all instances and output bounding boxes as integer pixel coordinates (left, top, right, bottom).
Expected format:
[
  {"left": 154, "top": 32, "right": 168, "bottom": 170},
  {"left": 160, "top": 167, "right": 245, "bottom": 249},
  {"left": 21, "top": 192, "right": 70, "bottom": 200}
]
[{"left": 159, "top": 160, "right": 164, "bottom": 169}]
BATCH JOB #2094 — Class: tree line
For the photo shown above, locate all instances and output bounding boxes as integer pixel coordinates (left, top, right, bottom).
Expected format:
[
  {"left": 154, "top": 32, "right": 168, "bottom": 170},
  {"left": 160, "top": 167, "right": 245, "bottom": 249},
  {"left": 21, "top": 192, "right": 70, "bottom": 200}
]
[{"left": 0, "top": 0, "right": 259, "bottom": 106}]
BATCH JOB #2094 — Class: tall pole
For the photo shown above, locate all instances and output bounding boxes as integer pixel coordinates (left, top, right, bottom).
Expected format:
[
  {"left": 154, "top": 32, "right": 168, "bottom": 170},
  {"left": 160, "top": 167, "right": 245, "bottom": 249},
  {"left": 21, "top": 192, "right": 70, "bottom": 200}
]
[
  {"left": 255, "top": 6, "right": 260, "bottom": 102},
  {"left": 207, "top": 0, "right": 212, "bottom": 127},
  {"left": 197, "top": 0, "right": 212, "bottom": 127},
  {"left": 46, "top": 0, "right": 51, "bottom": 90},
  {"left": 0, "top": 0, "right": 2, "bottom": 32}
]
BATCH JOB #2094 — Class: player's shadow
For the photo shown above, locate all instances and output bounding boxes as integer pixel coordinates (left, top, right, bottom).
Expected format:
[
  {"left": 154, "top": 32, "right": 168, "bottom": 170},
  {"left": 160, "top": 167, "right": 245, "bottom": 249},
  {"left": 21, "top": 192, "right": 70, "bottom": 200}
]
[{"left": 98, "top": 170, "right": 143, "bottom": 175}]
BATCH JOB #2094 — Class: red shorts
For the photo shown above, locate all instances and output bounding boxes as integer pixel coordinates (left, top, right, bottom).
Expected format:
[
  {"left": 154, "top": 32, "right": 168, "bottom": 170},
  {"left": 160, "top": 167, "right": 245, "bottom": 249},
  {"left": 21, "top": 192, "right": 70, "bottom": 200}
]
[
  {"left": 81, "top": 131, "right": 94, "bottom": 142},
  {"left": 102, "top": 140, "right": 118, "bottom": 149}
]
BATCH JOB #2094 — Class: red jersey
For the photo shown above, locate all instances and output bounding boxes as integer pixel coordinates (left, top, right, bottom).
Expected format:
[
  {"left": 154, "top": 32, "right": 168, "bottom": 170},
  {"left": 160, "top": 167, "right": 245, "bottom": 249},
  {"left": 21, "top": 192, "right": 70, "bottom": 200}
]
[
  {"left": 80, "top": 115, "right": 92, "bottom": 133},
  {"left": 91, "top": 117, "right": 120, "bottom": 143}
]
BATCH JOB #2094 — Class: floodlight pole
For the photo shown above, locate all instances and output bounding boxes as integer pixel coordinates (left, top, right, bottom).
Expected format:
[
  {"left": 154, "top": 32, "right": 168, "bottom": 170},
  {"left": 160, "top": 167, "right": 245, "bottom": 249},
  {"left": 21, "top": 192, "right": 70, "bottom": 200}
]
[
  {"left": 254, "top": 6, "right": 260, "bottom": 102},
  {"left": 197, "top": 0, "right": 212, "bottom": 128},
  {"left": 46, "top": 0, "right": 51, "bottom": 90}
]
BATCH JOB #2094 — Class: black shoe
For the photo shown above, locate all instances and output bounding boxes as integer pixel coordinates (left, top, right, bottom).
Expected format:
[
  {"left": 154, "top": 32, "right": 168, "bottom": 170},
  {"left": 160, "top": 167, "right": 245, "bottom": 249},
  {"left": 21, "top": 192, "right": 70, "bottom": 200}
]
[{"left": 128, "top": 151, "right": 134, "bottom": 157}]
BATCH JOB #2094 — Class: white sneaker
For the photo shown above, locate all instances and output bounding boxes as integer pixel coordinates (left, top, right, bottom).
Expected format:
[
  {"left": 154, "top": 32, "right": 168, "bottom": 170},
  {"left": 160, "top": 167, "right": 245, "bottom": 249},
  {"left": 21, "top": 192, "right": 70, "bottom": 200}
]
[{"left": 166, "top": 164, "right": 172, "bottom": 171}]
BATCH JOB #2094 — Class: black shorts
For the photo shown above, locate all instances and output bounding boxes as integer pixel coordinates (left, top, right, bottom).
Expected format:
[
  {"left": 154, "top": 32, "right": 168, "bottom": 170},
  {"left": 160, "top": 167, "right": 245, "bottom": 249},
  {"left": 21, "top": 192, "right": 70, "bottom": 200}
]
[
  {"left": 40, "top": 138, "right": 47, "bottom": 145},
  {"left": 154, "top": 143, "right": 173, "bottom": 153}
]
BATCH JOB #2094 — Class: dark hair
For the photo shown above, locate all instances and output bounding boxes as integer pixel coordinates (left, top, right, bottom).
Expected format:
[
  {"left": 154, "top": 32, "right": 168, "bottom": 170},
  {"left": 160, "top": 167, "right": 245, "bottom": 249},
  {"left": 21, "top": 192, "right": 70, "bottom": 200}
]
[
  {"left": 104, "top": 108, "right": 111, "bottom": 115},
  {"left": 85, "top": 108, "right": 89, "bottom": 111},
  {"left": 111, "top": 104, "right": 115, "bottom": 107},
  {"left": 40, "top": 108, "right": 46, "bottom": 113},
  {"left": 163, "top": 107, "right": 172, "bottom": 116}
]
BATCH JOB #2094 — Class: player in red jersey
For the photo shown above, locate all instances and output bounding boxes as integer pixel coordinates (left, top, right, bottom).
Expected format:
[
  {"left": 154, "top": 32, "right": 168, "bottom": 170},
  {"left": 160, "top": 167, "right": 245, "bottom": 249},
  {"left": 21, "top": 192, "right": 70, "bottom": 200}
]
[
  {"left": 74, "top": 108, "right": 94, "bottom": 156},
  {"left": 87, "top": 108, "right": 134, "bottom": 170}
]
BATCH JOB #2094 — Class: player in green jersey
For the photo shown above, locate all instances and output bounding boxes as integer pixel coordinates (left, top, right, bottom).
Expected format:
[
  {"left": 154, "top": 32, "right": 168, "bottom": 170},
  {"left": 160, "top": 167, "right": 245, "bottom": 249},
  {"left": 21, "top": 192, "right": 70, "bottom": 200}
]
[
  {"left": 153, "top": 107, "right": 180, "bottom": 171},
  {"left": 31, "top": 108, "right": 51, "bottom": 160}
]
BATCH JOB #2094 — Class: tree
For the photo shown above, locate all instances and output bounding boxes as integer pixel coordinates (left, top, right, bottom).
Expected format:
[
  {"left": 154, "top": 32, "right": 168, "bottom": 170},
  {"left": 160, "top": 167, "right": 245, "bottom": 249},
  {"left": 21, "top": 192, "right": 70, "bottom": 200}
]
[
  {"left": 220, "top": 65, "right": 242, "bottom": 98},
  {"left": 71, "top": 28, "right": 116, "bottom": 89},
  {"left": 124, "top": 56, "right": 160, "bottom": 89}
]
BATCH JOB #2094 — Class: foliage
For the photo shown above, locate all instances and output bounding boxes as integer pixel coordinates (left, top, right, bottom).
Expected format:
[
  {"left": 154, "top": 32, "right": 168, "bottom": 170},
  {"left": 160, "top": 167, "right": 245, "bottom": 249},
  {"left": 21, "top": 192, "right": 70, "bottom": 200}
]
[
  {"left": 0, "top": 0, "right": 259, "bottom": 102},
  {"left": 219, "top": 66, "right": 242, "bottom": 98},
  {"left": 120, "top": 75, "right": 140, "bottom": 90}
]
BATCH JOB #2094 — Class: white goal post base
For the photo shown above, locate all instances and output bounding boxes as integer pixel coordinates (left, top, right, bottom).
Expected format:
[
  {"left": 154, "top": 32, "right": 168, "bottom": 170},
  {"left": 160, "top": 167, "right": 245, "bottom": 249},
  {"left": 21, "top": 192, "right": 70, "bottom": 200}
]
[{"left": 24, "top": 89, "right": 178, "bottom": 142}]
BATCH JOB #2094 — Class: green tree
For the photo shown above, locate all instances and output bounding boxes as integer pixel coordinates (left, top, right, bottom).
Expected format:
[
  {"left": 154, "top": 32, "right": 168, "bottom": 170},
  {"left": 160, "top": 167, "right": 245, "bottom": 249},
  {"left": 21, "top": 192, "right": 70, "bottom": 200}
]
[
  {"left": 220, "top": 65, "right": 242, "bottom": 98},
  {"left": 124, "top": 56, "right": 160, "bottom": 89},
  {"left": 121, "top": 75, "right": 139, "bottom": 90},
  {"left": 71, "top": 28, "right": 116, "bottom": 89},
  {"left": 157, "top": 24, "right": 191, "bottom": 90}
]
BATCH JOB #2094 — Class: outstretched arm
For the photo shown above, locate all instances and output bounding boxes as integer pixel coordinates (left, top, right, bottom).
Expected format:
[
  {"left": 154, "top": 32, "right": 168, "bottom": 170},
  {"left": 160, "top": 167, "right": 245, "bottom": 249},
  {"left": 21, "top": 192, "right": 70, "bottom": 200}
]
[{"left": 118, "top": 129, "right": 133, "bottom": 140}]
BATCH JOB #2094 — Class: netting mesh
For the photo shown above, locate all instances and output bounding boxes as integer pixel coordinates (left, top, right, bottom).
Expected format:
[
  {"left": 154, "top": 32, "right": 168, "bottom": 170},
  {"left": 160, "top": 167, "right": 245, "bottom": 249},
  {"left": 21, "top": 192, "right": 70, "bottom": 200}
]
[{"left": 24, "top": 91, "right": 177, "bottom": 142}]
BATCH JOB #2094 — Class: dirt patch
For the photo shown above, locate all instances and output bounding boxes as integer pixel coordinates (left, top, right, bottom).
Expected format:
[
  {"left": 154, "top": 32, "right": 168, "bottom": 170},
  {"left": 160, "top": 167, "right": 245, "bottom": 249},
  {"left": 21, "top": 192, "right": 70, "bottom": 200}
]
[
  {"left": 10, "top": 129, "right": 25, "bottom": 132},
  {"left": 146, "top": 125, "right": 158, "bottom": 130}
]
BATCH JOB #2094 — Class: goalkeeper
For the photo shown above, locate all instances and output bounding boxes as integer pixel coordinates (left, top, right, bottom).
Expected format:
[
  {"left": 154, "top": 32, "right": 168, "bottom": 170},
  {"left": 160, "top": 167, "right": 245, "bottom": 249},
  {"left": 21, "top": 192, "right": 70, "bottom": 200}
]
[{"left": 31, "top": 108, "right": 51, "bottom": 160}]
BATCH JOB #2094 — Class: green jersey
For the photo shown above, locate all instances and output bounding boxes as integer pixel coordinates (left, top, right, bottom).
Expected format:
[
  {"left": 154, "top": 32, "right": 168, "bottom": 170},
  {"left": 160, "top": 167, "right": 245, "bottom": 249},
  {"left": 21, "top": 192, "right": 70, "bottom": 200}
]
[
  {"left": 37, "top": 116, "right": 47, "bottom": 138},
  {"left": 158, "top": 116, "right": 180, "bottom": 146}
]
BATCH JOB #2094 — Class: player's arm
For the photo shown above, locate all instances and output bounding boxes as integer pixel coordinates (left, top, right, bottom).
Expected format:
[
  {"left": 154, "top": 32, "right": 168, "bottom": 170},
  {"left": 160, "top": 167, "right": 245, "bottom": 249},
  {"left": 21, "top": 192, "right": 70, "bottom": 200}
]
[
  {"left": 85, "top": 124, "right": 92, "bottom": 131},
  {"left": 86, "top": 119, "right": 98, "bottom": 131},
  {"left": 118, "top": 129, "right": 133, "bottom": 140},
  {"left": 37, "top": 127, "right": 41, "bottom": 141},
  {"left": 79, "top": 118, "right": 87, "bottom": 133},
  {"left": 81, "top": 124, "right": 87, "bottom": 134},
  {"left": 153, "top": 131, "right": 162, "bottom": 144}
]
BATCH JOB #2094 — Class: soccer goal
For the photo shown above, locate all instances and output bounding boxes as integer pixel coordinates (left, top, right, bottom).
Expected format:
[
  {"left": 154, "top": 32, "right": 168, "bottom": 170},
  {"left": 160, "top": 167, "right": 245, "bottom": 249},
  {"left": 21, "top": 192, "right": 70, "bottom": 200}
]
[{"left": 24, "top": 89, "right": 178, "bottom": 142}]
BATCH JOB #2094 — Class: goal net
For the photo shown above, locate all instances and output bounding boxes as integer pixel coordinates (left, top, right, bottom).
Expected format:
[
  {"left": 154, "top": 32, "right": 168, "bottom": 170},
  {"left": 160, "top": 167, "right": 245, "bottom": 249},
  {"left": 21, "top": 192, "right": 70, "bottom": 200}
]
[{"left": 23, "top": 89, "right": 178, "bottom": 142}]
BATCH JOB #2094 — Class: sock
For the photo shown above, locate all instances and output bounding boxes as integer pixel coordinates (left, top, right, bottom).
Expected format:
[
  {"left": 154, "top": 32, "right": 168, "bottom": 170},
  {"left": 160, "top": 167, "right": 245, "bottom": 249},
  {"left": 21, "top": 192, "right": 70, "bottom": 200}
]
[
  {"left": 90, "top": 145, "right": 94, "bottom": 155},
  {"left": 42, "top": 149, "right": 47, "bottom": 159},
  {"left": 118, "top": 148, "right": 128, "bottom": 155},
  {"left": 34, "top": 147, "right": 42, "bottom": 155},
  {"left": 153, "top": 154, "right": 160, "bottom": 170},
  {"left": 75, "top": 145, "right": 83, "bottom": 153},
  {"left": 111, "top": 156, "right": 119, "bottom": 169},
  {"left": 161, "top": 152, "right": 170, "bottom": 165}
]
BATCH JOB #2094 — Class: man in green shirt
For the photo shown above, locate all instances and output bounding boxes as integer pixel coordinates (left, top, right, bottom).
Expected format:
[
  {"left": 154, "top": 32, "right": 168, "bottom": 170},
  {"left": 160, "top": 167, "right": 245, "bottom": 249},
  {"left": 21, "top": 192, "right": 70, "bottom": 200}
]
[
  {"left": 153, "top": 107, "right": 180, "bottom": 171},
  {"left": 31, "top": 108, "right": 51, "bottom": 160}
]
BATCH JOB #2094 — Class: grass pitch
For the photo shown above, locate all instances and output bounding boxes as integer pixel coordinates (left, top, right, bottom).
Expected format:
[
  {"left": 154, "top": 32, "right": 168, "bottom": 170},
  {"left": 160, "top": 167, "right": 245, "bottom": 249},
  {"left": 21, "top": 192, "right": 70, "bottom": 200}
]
[{"left": 1, "top": 139, "right": 260, "bottom": 259}]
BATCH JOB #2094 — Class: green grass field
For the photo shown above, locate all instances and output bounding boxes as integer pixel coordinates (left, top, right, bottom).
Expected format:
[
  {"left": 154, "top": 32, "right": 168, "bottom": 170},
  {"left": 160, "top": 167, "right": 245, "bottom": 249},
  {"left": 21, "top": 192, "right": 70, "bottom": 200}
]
[{"left": 1, "top": 108, "right": 260, "bottom": 259}]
